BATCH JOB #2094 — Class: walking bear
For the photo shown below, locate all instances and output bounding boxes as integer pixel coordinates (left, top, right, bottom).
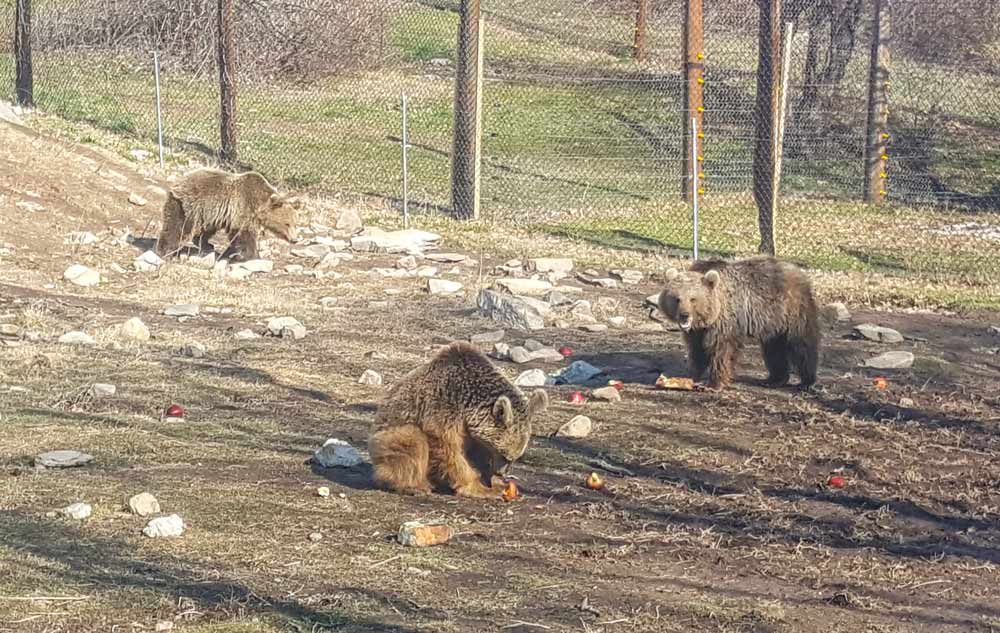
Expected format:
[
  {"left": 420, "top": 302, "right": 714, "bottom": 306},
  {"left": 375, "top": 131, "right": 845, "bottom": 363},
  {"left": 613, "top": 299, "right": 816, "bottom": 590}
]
[
  {"left": 155, "top": 168, "right": 301, "bottom": 261},
  {"left": 657, "top": 256, "right": 820, "bottom": 391},
  {"left": 369, "top": 342, "right": 549, "bottom": 498}
]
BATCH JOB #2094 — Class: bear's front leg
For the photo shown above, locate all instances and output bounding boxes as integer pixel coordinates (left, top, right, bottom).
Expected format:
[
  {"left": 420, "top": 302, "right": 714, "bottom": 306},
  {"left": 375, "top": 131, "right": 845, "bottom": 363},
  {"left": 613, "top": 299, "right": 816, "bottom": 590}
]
[
  {"left": 431, "top": 431, "right": 500, "bottom": 499},
  {"left": 682, "top": 330, "right": 710, "bottom": 380},
  {"left": 706, "top": 338, "right": 740, "bottom": 391},
  {"left": 224, "top": 229, "right": 259, "bottom": 262}
]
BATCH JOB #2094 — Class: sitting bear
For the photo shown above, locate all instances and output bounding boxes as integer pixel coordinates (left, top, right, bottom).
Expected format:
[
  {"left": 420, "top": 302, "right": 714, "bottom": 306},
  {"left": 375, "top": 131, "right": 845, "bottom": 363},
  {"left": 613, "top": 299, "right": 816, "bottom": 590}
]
[
  {"left": 155, "top": 168, "right": 301, "bottom": 261},
  {"left": 657, "top": 256, "right": 820, "bottom": 391},
  {"left": 369, "top": 341, "right": 548, "bottom": 498}
]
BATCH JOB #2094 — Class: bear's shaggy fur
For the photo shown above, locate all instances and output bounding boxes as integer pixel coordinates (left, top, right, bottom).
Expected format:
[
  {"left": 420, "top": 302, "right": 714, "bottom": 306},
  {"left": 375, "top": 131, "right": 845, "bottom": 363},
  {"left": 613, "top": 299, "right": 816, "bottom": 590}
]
[
  {"left": 658, "top": 256, "right": 820, "bottom": 391},
  {"left": 155, "top": 168, "right": 301, "bottom": 260},
  {"left": 369, "top": 341, "right": 548, "bottom": 498}
]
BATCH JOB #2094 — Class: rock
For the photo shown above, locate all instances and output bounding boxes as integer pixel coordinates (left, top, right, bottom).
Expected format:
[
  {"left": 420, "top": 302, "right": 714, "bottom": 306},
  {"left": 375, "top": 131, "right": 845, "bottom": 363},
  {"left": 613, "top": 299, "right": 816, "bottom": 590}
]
[
  {"left": 314, "top": 438, "right": 365, "bottom": 468},
  {"left": 120, "top": 317, "right": 150, "bottom": 342},
  {"left": 610, "top": 269, "right": 643, "bottom": 285},
  {"left": 899, "top": 397, "right": 915, "bottom": 408},
  {"left": 425, "top": 252, "right": 467, "bottom": 263},
  {"left": 0, "top": 324, "right": 19, "bottom": 337},
  {"left": 317, "top": 486, "right": 331, "bottom": 497},
  {"left": 130, "top": 148, "right": 152, "bottom": 161},
  {"left": 861, "top": 351, "right": 915, "bottom": 369},
  {"left": 308, "top": 532, "right": 324, "bottom": 542},
  {"left": 315, "top": 252, "right": 341, "bottom": 271},
  {"left": 235, "top": 329, "right": 260, "bottom": 340},
  {"left": 514, "top": 369, "right": 548, "bottom": 387},
  {"left": 853, "top": 323, "right": 904, "bottom": 344},
  {"left": 530, "top": 348, "right": 566, "bottom": 363},
  {"left": 65, "top": 231, "right": 98, "bottom": 246},
  {"left": 352, "top": 228, "right": 442, "bottom": 255},
  {"left": 336, "top": 209, "right": 364, "bottom": 235},
  {"left": 988, "top": 326, "right": 1000, "bottom": 337},
  {"left": 413, "top": 266, "right": 438, "bottom": 278},
  {"left": 142, "top": 514, "right": 185, "bottom": 538},
  {"left": 155, "top": 621, "right": 174, "bottom": 632},
  {"left": 523, "top": 339, "right": 545, "bottom": 352},
  {"left": 397, "top": 520, "right": 453, "bottom": 547},
  {"left": 822, "top": 302, "right": 851, "bottom": 323},
  {"left": 293, "top": 244, "right": 331, "bottom": 259},
  {"left": 60, "top": 502, "right": 92, "bottom": 520},
  {"left": 374, "top": 267, "right": 411, "bottom": 279},
  {"left": 358, "top": 369, "right": 383, "bottom": 386},
  {"left": 134, "top": 250, "right": 163, "bottom": 272},
  {"left": 180, "top": 342, "right": 206, "bottom": 358},
  {"left": 396, "top": 255, "right": 418, "bottom": 270},
  {"left": 90, "top": 383, "right": 117, "bottom": 398},
  {"left": 528, "top": 258, "right": 574, "bottom": 274},
  {"left": 544, "top": 290, "right": 574, "bottom": 307},
  {"left": 470, "top": 330, "right": 505, "bottom": 345},
  {"left": 285, "top": 264, "right": 304, "bottom": 274},
  {"left": 164, "top": 304, "right": 200, "bottom": 318},
  {"left": 318, "top": 296, "right": 338, "bottom": 307},
  {"left": 36, "top": 450, "right": 94, "bottom": 468},
  {"left": 556, "top": 415, "right": 592, "bottom": 439},
  {"left": 128, "top": 193, "right": 148, "bottom": 206},
  {"left": 58, "top": 331, "right": 96, "bottom": 346},
  {"left": 266, "top": 316, "right": 306, "bottom": 339},
  {"left": 510, "top": 346, "right": 533, "bottom": 364},
  {"left": 580, "top": 324, "right": 609, "bottom": 333},
  {"left": 494, "top": 278, "right": 553, "bottom": 297},
  {"left": 607, "top": 316, "right": 626, "bottom": 328},
  {"left": 553, "top": 361, "right": 604, "bottom": 386},
  {"left": 128, "top": 492, "right": 161, "bottom": 517},
  {"left": 212, "top": 259, "right": 229, "bottom": 279},
  {"left": 229, "top": 259, "right": 273, "bottom": 279},
  {"left": 427, "top": 278, "right": 463, "bottom": 295},
  {"left": 591, "top": 386, "right": 621, "bottom": 402},
  {"left": 493, "top": 342, "right": 511, "bottom": 360},
  {"left": 63, "top": 264, "right": 100, "bottom": 287},
  {"left": 477, "top": 289, "right": 548, "bottom": 331}
]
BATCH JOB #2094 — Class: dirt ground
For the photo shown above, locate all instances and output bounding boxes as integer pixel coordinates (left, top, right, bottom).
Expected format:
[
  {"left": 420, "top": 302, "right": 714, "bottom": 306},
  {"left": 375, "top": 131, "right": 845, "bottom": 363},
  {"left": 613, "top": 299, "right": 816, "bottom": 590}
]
[{"left": 1, "top": 119, "right": 999, "bottom": 633}]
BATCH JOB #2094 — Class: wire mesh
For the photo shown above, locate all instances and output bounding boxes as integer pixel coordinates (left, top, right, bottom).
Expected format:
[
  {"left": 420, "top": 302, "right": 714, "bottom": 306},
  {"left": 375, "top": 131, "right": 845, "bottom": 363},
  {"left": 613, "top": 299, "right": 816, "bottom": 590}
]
[{"left": 0, "top": 0, "right": 998, "bottom": 288}]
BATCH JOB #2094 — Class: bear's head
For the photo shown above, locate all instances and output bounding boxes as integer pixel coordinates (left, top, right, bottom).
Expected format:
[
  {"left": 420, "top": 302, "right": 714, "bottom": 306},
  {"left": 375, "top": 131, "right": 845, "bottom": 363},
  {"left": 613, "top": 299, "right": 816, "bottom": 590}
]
[
  {"left": 486, "top": 388, "right": 549, "bottom": 463},
  {"left": 261, "top": 193, "right": 302, "bottom": 243},
  {"left": 657, "top": 267, "right": 723, "bottom": 332}
]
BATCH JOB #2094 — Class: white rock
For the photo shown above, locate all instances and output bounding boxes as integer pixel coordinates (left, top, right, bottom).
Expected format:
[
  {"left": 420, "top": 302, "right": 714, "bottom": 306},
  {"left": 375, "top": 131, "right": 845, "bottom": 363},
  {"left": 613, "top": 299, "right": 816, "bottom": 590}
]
[
  {"left": 60, "top": 502, "right": 93, "bottom": 520},
  {"left": 414, "top": 266, "right": 438, "bottom": 278},
  {"left": 611, "top": 269, "right": 643, "bottom": 285},
  {"left": 427, "top": 278, "right": 463, "bottom": 295},
  {"left": 397, "top": 255, "right": 418, "bottom": 270},
  {"left": 861, "top": 351, "right": 915, "bottom": 369},
  {"left": 180, "top": 342, "right": 206, "bottom": 358},
  {"left": 228, "top": 259, "right": 273, "bottom": 279},
  {"left": 129, "top": 149, "right": 152, "bottom": 161},
  {"left": 134, "top": 250, "right": 163, "bottom": 272},
  {"left": 358, "top": 369, "right": 383, "bottom": 386},
  {"left": 336, "top": 209, "right": 364, "bottom": 235},
  {"left": 90, "top": 383, "right": 117, "bottom": 398},
  {"left": 128, "top": 193, "right": 148, "bottom": 206},
  {"left": 556, "top": 415, "right": 592, "bottom": 439},
  {"left": 510, "top": 346, "right": 533, "bottom": 364},
  {"left": 581, "top": 324, "right": 609, "bottom": 333},
  {"left": 143, "top": 514, "right": 185, "bottom": 538},
  {"left": 493, "top": 342, "right": 511, "bottom": 360},
  {"left": 608, "top": 316, "right": 627, "bottom": 328},
  {"left": 823, "top": 302, "right": 852, "bottom": 323},
  {"left": 470, "top": 330, "right": 505, "bottom": 344},
  {"left": 528, "top": 258, "right": 574, "bottom": 274},
  {"left": 285, "top": 264, "right": 304, "bottom": 274},
  {"left": 36, "top": 450, "right": 94, "bottom": 468},
  {"left": 266, "top": 316, "right": 306, "bottom": 339},
  {"left": 291, "top": 244, "right": 330, "bottom": 259},
  {"left": 591, "top": 386, "right": 622, "bottom": 402},
  {"left": 425, "top": 252, "right": 467, "bottom": 263},
  {"left": 314, "top": 438, "right": 364, "bottom": 468},
  {"left": 58, "top": 331, "right": 96, "bottom": 346},
  {"left": 120, "top": 317, "right": 150, "bottom": 342},
  {"left": 128, "top": 492, "right": 161, "bottom": 517},
  {"left": 853, "top": 323, "right": 904, "bottom": 344},
  {"left": 315, "top": 252, "right": 341, "bottom": 270},
  {"left": 164, "top": 304, "right": 200, "bottom": 318},
  {"left": 63, "top": 264, "right": 100, "bottom": 287},
  {"left": 478, "top": 289, "right": 548, "bottom": 331},
  {"left": 65, "top": 231, "right": 98, "bottom": 245},
  {"left": 494, "top": 278, "right": 553, "bottom": 297},
  {"left": 514, "top": 369, "right": 547, "bottom": 387},
  {"left": 529, "top": 348, "right": 566, "bottom": 363},
  {"left": 234, "top": 329, "right": 260, "bottom": 340}
]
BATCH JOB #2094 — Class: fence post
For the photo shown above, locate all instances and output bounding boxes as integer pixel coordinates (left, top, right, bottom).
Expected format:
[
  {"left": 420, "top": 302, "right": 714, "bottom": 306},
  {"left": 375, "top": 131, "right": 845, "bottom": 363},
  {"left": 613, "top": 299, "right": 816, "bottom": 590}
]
[
  {"left": 681, "top": 0, "right": 704, "bottom": 203},
  {"left": 401, "top": 93, "right": 410, "bottom": 229},
  {"left": 752, "top": 0, "right": 782, "bottom": 256},
  {"left": 863, "top": 0, "right": 890, "bottom": 205},
  {"left": 773, "top": 22, "right": 794, "bottom": 209},
  {"left": 217, "top": 0, "right": 238, "bottom": 165},
  {"left": 451, "top": 0, "right": 483, "bottom": 220},
  {"left": 633, "top": 0, "right": 649, "bottom": 62},
  {"left": 14, "top": 0, "right": 33, "bottom": 107},
  {"left": 153, "top": 52, "right": 165, "bottom": 170}
]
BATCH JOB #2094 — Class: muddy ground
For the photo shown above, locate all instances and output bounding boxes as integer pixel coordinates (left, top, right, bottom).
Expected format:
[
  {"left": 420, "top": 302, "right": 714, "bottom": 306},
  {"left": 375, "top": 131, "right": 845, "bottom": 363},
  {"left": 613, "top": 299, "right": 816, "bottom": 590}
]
[{"left": 1, "top": 119, "right": 999, "bottom": 633}]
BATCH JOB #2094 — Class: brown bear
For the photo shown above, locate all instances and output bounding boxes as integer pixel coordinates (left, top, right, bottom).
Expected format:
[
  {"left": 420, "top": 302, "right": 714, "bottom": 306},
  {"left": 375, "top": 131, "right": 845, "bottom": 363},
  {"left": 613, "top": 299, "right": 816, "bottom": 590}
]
[
  {"left": 369, "top": 341, "right": 548, "bottom": 499},
  {"left": 657, "top": 256, "right": 820, "bottom": 391},
  {"left": 155, "top": 167, "right": 301, "bottom": 261}
]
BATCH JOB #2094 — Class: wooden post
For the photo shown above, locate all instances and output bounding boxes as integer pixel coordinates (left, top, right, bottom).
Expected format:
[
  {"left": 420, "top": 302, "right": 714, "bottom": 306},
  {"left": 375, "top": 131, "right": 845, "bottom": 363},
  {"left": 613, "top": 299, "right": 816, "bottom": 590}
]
[
  {"left": 863, "top": 0, "right": 891, "bottom": 204},
  {"left": 633, "top": 0, "right": 650, "bottom": 62},
  {"left": 752, "top": 0, "right": 782, "bottom": 255},
  {"left": 451, "top": 0, "right": 483, "bottom": 220},
  {"left": 217, "top": 0, "right": 237, "bottom": 165},
  {"left": 14, "top": 0, "right": 33, "bottom": 107},
  {"left": 681, "top": 0, "right": 704, "bottom": 203}
]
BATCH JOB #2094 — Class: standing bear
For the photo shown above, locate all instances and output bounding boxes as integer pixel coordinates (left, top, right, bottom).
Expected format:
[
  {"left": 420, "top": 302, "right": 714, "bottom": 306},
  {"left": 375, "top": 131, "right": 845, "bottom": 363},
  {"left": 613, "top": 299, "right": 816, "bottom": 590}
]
[
  {"left": 657, "top": 256, "right": 820, "bottom": 391},
  {"left": 155, "top": 167, "right": 301, "bottom": 261},
  {"left": 369, "top": 341, "right": 548, "bottom": 499}
]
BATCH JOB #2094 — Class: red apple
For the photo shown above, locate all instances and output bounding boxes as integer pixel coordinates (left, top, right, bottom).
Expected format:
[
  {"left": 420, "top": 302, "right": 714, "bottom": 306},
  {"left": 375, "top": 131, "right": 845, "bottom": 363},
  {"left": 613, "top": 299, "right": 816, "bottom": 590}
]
[
  {"left": 165, "top": 404, "right": 185, "bottom": 418},
  {"left": 567, "top": 391, "right": 587, "bottom": 405},
  {"left": 558, "top": 346, "right": 573, "bottom": 357},
  {"left": 828, "top": 475, "right": 846, "bottom": 489},
  {"left": 585, "top": 472, "right": 605, "bottom": 490}
]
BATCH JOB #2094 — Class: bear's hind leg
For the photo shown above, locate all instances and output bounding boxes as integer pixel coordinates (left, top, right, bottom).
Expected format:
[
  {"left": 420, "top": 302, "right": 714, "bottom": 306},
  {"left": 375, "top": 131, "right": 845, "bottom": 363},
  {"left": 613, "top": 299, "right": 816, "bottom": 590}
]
[
  {"left": 761, "top": 334, "right": 790, "bottom": 387},
  {"left": 223, "top": 229, "right": 259, "bottom": 262},
  {"left": 789, "top": 336, "right": 819, "bottom": 388},
  {"left": 369, "top": 425, "right": 433, "bottom": 495}
]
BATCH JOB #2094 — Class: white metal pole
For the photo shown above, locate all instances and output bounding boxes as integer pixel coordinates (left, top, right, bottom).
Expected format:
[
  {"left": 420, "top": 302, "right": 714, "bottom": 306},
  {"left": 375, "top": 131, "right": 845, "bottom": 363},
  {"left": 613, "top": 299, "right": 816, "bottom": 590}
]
[
  {"left": 153, "top": 51, "right": 165, "bottom": 170},
  {"left": 401, "top": 93, "right": 409, "bottom": 229},
  {"left": 691, "top": 116, "right": 699, "bottom": 260},
  {"left": 775, "top": 21, "right": 794, "bottom": 190}
]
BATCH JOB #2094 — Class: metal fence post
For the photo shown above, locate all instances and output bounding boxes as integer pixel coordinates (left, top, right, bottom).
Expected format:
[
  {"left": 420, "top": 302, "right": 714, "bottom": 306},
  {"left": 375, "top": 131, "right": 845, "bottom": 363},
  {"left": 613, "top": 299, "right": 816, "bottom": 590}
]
[
  {"left": 153, "top": 51, "right": 165, "bottom": 170},
  {"left": 401, "top": 93, "right": 410, "bottom": 229}
]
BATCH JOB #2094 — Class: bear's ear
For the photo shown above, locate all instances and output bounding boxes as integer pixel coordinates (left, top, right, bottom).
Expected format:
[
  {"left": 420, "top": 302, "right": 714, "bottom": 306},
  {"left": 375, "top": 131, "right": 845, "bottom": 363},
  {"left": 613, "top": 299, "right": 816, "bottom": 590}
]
[
  {"left": 703, "top": 269, "right": 721, "bottom": 289},
  {"left": 492, "top": 396, "right": 514, "bottom": 426},
  {"left": 527, "top": 389, "right": 548, "bottom": 416},
  {"left": 664, "top": 268, "right": 679, "bottom": 281},
  {"left": 268, "top": 192, "right": 284, "bottom": 206}
]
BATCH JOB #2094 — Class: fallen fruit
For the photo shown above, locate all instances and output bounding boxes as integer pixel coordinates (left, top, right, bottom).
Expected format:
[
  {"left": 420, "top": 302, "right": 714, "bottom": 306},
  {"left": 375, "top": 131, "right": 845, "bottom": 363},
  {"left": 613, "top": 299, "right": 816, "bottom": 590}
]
[
  {"left": 828, "top": 475, "right": 846, "bottom": 489},
  {"left": 165, "top": 404, "right": 184, "bottom": 418},
  {"left": 656, "top": 375, "right": 695, "bottom": 391},
  {"left": 568, "top": 391, "right": 587, "bottom": 405},
  {"left": 317, "top": 486, "right": 331, "bottom": 498},
  {"left": 585, "top": 472, "right": 604, "bottom": 490},
  {"left": 608, "top": 380, "right": 624, "bottom": 391},
  {"left": 558, "top": 346, "right": 573, "bottom": 357},
  {"left": 873, "top": 376, "right": 888, "bottom": 390},
  {"left": 501, "top": 480, "right": 519, "bottom": 502}
]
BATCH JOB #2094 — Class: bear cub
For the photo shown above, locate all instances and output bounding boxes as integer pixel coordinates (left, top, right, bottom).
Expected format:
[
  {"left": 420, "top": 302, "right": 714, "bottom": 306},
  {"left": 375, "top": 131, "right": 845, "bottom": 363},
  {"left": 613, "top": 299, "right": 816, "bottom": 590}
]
[
  {"left": 369, "top": 341, "right": 548, "bottom": 499},
  {"left": 155, "top": 167, "right": 301, "bottom": 261},
  {"left": 658, "top": 256, "right": 820, "bottom": 391}
]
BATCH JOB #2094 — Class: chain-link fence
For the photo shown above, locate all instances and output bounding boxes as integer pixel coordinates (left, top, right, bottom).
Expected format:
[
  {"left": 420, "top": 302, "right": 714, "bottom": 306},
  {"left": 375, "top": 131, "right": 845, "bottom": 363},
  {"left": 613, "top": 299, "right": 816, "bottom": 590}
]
[{"left": 2, "top": 0, "right": 999, "bottom": 288}]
